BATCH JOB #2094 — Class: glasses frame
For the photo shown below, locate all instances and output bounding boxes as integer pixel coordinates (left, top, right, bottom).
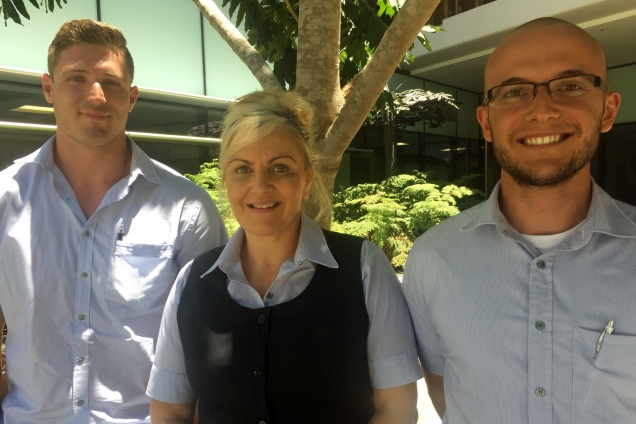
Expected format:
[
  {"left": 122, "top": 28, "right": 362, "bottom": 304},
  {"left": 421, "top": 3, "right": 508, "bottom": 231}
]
[{"left": 484, "top": 74, "right": 609, "bottom": 108}]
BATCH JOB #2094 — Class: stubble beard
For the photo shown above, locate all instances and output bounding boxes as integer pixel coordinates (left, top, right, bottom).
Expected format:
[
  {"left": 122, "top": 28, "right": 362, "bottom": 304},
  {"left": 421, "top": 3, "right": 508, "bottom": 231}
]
[{"left": 490, "top": 117, "right": 602, "bottom": 188}]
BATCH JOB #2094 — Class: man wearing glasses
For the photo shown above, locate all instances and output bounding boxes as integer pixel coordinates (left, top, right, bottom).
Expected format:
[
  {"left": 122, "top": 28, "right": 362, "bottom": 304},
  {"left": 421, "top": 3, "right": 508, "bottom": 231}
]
[{"left": 403, "top": 17, "right": 636, "bottom": 423}]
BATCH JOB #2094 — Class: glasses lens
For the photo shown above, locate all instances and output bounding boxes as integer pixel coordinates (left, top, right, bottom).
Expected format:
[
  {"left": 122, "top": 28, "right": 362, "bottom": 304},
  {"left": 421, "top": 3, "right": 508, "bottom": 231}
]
[
  {"left": 490, "top": 84, "right": 535, "bottom": 108},
  {"left": 549, "top": 75, "right": 596, "bottom": 101}
]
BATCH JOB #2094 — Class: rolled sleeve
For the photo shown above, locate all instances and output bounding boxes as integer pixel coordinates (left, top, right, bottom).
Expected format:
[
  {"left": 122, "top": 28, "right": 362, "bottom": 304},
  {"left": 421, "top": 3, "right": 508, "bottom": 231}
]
[
  {"left": 361, "top": 240, "right": 423, "bottom": 388},
  {"left": 146, "top": 262, "right": 195, "bottom": 403}
]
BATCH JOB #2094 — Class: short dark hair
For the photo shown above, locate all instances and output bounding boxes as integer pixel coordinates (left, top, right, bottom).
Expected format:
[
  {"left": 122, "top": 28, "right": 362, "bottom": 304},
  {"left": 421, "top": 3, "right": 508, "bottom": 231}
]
[{"left": 47, "top": 19, "right": 135, "bottom": 81}]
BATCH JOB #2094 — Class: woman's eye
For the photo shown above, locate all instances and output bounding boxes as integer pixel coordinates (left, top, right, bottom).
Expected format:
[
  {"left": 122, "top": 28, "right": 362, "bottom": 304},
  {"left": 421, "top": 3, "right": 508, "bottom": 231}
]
[
  {"left": 273, "top": 165, "right": 287, "bottom": 172},
  {"left": 235, "top": 166, "right": 250, "bottom": 174}
]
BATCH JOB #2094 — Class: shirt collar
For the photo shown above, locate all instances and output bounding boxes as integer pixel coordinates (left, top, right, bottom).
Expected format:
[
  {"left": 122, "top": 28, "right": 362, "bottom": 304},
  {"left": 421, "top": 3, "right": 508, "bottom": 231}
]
[
  {"left": 14, "top": 135, "right": 162, "bottom": 185},
  {"left": 200, "top": 211, "right": 338, "bottom": 278},
  {"left": 461, "top": 179, "right": 636, "bottom": 239}
]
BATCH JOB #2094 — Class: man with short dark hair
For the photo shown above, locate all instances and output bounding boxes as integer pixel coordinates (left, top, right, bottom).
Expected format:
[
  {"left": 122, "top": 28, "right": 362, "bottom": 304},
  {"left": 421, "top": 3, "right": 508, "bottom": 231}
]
[
  {"left": 0, "top": 19, "right": 227, "bottom": 422},
  {"left": 403, "top": 17, "right": 636, "bottom": 423}
]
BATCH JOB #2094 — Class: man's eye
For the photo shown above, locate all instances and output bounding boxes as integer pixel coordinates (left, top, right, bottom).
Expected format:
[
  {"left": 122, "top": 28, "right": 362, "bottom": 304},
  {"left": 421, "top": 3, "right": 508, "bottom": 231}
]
[
  {"left": 273, "top": 165, "right": 287, "bottom": 172},
  {"left": 503, "top": 88, "right": 529, "bottom": 98},
  {"left": 559, "top": 83, "right": 583, "bottom": 92}
]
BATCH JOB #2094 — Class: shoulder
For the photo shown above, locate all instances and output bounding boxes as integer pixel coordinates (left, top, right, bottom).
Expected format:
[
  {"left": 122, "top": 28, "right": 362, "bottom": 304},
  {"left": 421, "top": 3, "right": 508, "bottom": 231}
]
[
  {"left": 150, "top": 159, "right": 211, "bottom": 200},
  {"left": 412, "top": 201, "right": 485, "bottom": 251},
  {"left": 0, "top": 162, "right": 36, "bottom": 206}
]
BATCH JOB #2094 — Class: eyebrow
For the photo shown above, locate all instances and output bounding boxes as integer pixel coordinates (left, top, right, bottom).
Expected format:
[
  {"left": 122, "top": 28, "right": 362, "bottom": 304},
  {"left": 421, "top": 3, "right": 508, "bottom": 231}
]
[
  {"left": 61, "top": 69, "right": 122, "bottom": 78},
  {"left": 229, "top": 155, "right": 297, "bottom": 165},
  {"left": 497, "top": 69, "right": 590, "bottom": 86}
]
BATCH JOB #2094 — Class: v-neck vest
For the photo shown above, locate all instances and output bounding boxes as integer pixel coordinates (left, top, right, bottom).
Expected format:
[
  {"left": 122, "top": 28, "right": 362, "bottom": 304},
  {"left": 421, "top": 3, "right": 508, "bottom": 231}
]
[{"left": 177, "top": 229, "right": 374, "bottom": 424}]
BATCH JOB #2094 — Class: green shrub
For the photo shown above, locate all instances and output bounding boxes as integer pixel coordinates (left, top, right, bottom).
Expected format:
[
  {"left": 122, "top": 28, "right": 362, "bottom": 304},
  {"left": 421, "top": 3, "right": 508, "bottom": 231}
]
[
  {"left": 187, "top": 162, "right": 485, "bottom": 272},
  {"left": 185, "top": 160, "right": 240, "bottom": 237},
  {"left": 332, "top": 171, "right": 484, "bottom": 272}
]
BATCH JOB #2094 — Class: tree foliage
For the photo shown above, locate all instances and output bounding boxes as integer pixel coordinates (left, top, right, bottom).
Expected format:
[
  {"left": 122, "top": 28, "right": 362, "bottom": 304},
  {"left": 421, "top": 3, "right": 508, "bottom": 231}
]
[
  {"left": 331, "top": 171, "right": 484, "bottom": 271},
  {"left": 1, "top": 0, "right": 66, "bottom": 25},
  {"left": 221, "top": 0, "right": 441, "bottom": 89}
]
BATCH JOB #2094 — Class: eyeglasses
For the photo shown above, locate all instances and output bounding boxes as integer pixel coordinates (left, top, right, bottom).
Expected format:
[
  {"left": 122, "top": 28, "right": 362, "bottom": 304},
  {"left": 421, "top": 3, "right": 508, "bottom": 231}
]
[{"left": 484, "top": 74, "right": 608, "bottom": 109}]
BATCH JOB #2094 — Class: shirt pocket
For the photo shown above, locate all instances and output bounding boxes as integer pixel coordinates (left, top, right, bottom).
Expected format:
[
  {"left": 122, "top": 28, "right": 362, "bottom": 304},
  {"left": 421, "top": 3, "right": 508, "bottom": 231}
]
[
  {"left": 107, "top": 242, "right": 174, "bottom": 313},
  {"left": 572, "top": 327, "right": 636, "bottom": 424}
]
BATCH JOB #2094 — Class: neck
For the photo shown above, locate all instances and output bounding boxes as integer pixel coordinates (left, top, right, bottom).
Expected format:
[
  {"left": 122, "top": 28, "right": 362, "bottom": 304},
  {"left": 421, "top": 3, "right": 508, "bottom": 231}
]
[
  {"left": 498, "top": 168, "right": 592, "bottom": 235},
  {"left": 240, "top": 217, "right": 302, "bottom": 296},
  {"left": 53, "top": 132, "right": 132, "bottom": 218}
]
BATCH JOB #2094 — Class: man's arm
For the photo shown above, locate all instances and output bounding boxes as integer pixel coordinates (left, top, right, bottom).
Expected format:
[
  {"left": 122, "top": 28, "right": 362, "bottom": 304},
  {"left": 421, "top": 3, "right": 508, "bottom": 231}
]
[
  {"left": 149, "top": 399, "right": 196, "bottom": 424},
  {"left": 368, "top": 382, "right": 417, "bottom": 424},
  {"left": 423, "top": 366, "right": 445, "bottom": 419}
]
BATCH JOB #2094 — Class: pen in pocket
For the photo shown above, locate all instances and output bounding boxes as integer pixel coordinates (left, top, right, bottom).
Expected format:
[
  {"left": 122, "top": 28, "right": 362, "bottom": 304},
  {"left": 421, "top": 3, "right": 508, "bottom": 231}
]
[
  {"left": 117, "top": 224, "right": 124, "bottom": 242},
  {"left": 594, "top": 320, "right": 614, "bottom": 360}
]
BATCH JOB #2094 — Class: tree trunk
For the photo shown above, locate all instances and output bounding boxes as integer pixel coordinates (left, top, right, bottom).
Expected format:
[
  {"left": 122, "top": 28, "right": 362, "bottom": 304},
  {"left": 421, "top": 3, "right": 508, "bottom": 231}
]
[
  {"left": 383, "top": 112, "right": 397, "bottom": 178},
  {"left": 195, "top": 0, "right": 442, "bottom": 228}
]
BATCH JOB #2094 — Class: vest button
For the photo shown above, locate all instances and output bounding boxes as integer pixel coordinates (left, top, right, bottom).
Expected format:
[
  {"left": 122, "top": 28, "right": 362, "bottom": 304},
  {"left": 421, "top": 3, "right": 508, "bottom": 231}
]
[
  {"left": 257, "top": 314, "right": 266, "bottom": 324},
  {"left": 253, "top": 367, "right": 262, "bottom": 378}
]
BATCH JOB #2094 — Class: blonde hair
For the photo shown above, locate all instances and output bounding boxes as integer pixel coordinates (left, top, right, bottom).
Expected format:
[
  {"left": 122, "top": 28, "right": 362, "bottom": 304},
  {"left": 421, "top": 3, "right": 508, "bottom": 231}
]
[
  {"left": 219, "top": 90, "right": 330, "bottom": 222},
  {"left": 48, "top": 19, "right": 134, "bottom": 81}
]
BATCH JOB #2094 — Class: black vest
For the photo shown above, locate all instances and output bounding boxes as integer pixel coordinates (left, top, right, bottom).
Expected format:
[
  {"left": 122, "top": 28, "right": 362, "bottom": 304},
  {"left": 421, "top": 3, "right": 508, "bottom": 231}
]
[{"left": 177, "top": 230, "right": 374, "bottom": 424}]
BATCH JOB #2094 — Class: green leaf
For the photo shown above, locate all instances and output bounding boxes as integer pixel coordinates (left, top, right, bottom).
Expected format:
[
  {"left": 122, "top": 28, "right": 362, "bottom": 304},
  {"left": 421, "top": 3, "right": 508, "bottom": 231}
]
[
  {"left": 27, "top": 0, "right": 38, "bottom": 7},
  {"left": 4, "top": 0, "right": 22, "bottom": 24},
  {"left": 12, "top": 0, "right": 30, "bottom": 19},
  {"left": 48, "top": 0, "right": 54, "bottom": 12}
]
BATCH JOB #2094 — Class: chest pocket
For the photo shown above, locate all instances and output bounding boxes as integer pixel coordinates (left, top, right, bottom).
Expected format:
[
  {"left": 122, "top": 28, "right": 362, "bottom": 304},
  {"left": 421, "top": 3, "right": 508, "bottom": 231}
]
[
  {"left": 572, "top": 327, "right": 636, "bottom": 424},
  {"left": 107, "top": 242, "right": 174, "bottom": 314}
]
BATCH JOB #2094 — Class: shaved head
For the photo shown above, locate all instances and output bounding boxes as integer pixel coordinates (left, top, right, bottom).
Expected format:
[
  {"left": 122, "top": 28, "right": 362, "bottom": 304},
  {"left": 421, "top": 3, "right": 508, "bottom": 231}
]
[{"left": 485, "top": 18, "right": 608, "bottom": 91}]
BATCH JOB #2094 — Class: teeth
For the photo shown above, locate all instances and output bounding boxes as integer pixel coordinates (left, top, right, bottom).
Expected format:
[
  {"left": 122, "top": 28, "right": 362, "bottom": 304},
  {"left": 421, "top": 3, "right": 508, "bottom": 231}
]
[
  {"left": 524, "top": 135, "right": 562, "bottom": 145},
  {"left": 253, "top": 202, "right": 277, "bottom": 209}
]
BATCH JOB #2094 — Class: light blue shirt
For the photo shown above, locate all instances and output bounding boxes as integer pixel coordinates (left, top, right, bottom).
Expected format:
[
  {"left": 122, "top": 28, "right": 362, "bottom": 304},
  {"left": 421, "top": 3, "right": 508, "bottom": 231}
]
[
  {"left": 403, "top": 180, "right": 636, "bottom": 424},
  {"left": 0, "top": 137, "right": 227, "bottom": 423},
  {"left": 147, "top": 212, "right": 423, "bottom": 403}
]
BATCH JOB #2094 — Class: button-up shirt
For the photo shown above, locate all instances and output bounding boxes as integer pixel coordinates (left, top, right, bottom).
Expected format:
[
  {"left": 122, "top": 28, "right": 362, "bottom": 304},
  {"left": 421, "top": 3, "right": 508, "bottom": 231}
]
[
  {"left": 147, "top": 212, "right": 422, "bottom": 403},
  {"left": 403, "top": 180, "right": 636, "bottom": 424},
  {"left": 0, "top": 137, "right": 227, "bottom": 423}
]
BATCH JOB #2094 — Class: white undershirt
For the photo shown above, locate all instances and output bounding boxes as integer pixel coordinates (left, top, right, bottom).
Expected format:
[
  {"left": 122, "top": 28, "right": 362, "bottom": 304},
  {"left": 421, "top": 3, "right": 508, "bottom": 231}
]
[{"left": 521, "top": 220, "right": 585, "bottom": 251}]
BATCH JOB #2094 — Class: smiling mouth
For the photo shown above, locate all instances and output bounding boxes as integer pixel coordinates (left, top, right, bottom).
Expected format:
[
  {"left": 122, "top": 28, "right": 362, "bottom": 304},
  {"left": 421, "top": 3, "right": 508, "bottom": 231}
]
[
  {"left": 519, "top": 133, "right": 571, "bottom": 146},
  {"left": 249, "top": 202, "right": 279, "bottom": 209}
]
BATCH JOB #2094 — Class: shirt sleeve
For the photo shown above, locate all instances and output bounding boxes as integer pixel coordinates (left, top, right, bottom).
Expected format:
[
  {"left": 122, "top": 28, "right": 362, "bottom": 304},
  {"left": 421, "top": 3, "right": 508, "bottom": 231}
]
[
  {"left": 176, "top": 188, "right": 228, "bottom": 268},
  {"left": 361, "top": 240, "right": 423, "bottom": 389},
  {"left": 402, "top": 240, "right": 445, "bottom": 376},
  {"left": 146, "top": 262, "right": 196, "bottom": 403}
]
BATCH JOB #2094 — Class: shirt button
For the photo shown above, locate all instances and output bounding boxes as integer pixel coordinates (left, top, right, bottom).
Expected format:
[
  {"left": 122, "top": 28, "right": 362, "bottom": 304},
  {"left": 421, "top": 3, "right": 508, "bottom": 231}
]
[
  {"left": 76, "top": 399, "right": 84, "bottom": 407},
  {"left": 77, "top": 356, "right": 85, "bottom": 365},
  {"left": 537, "top": 260, "right": 546, "bottom": 269},
  {"left": 257, "top": 314, "right": 266, "bottom": 325},
  {"left": 253, "top": 367, "right": 262, "bottom": 378},
  {"left": 80, "top": 272, "right": 88, "bottom": 279},
  {"left": 78, "top": 314, "right": 86, "bottom": 321},
  {"left": 535, "top": 321, "right": 546, "bottom": 331},
  {"left": 535, "top": 387, "right": 546, "bottom": 397},
  {"left": 83, "top": 230, "right": 91, "bottom": 237},
  {"left": 266, "top": 292, "right": 273, "bottom": 299}
]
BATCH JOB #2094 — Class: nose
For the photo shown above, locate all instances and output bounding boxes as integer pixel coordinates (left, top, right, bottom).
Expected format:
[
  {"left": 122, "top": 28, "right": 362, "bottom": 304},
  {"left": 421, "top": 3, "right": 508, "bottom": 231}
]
[
  {"left": 86, "top": 82, "right": 106, "bottom": 104},
  {"left": 251, "top": 170, "right": 272, "bottom": 194},
  {"left": 526, "top": 85, "right": 560, "bottom": 122}
]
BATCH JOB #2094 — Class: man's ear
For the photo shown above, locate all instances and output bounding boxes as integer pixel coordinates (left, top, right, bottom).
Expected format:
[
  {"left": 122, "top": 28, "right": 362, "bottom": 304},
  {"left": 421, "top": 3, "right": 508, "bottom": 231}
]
[
  {"left": 128, "top": 86, "right": 139, "bottom": 113},
  {"left": 477, "top": 105, "right": 493, "bottom": 142},
  {"left": 601, "top": 91, "right": 621, "bottom": 133},
  {"left": 42, "top": 73, "right": 54, "bottom": 104}
]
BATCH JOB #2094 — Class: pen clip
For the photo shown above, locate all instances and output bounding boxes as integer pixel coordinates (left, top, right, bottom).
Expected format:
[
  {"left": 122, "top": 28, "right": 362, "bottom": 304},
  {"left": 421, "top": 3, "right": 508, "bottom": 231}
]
[
  {"left": 117, "top": 224, "right": 124, "bottom": 241},
  {"left": 594, "top": 320, "right": 614, "bottom": 360}
]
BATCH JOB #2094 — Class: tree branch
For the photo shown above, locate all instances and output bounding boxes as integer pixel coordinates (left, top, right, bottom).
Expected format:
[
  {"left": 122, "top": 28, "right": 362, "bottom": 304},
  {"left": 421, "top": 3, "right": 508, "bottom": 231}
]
[
  {"left": 193, "top": 0, "right": 283, "bottom": 92},
  {"left": 284, "top": 0, "right": 299, "bottom": 24},
  {"left": 322, "top": 0, "right": 440, "bottom": 166},
  {"left": 295, "top": 0, "right": 343, "bottom": 144}
]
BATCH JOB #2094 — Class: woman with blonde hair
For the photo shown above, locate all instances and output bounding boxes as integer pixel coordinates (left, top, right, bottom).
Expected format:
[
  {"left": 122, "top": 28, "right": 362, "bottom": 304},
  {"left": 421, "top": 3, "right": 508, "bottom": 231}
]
[{"left": 147, "top": 90, "right": 422, "bottom": 424}]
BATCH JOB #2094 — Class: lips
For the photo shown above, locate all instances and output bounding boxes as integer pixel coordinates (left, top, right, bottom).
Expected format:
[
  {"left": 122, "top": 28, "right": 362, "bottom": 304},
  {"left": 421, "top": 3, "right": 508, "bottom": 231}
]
[
  {"left": 81, "top": 111, "right": 110, "bottom": 121},
  {"left": 519, "top": 133, "right": 570, "bottom": 146}
]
